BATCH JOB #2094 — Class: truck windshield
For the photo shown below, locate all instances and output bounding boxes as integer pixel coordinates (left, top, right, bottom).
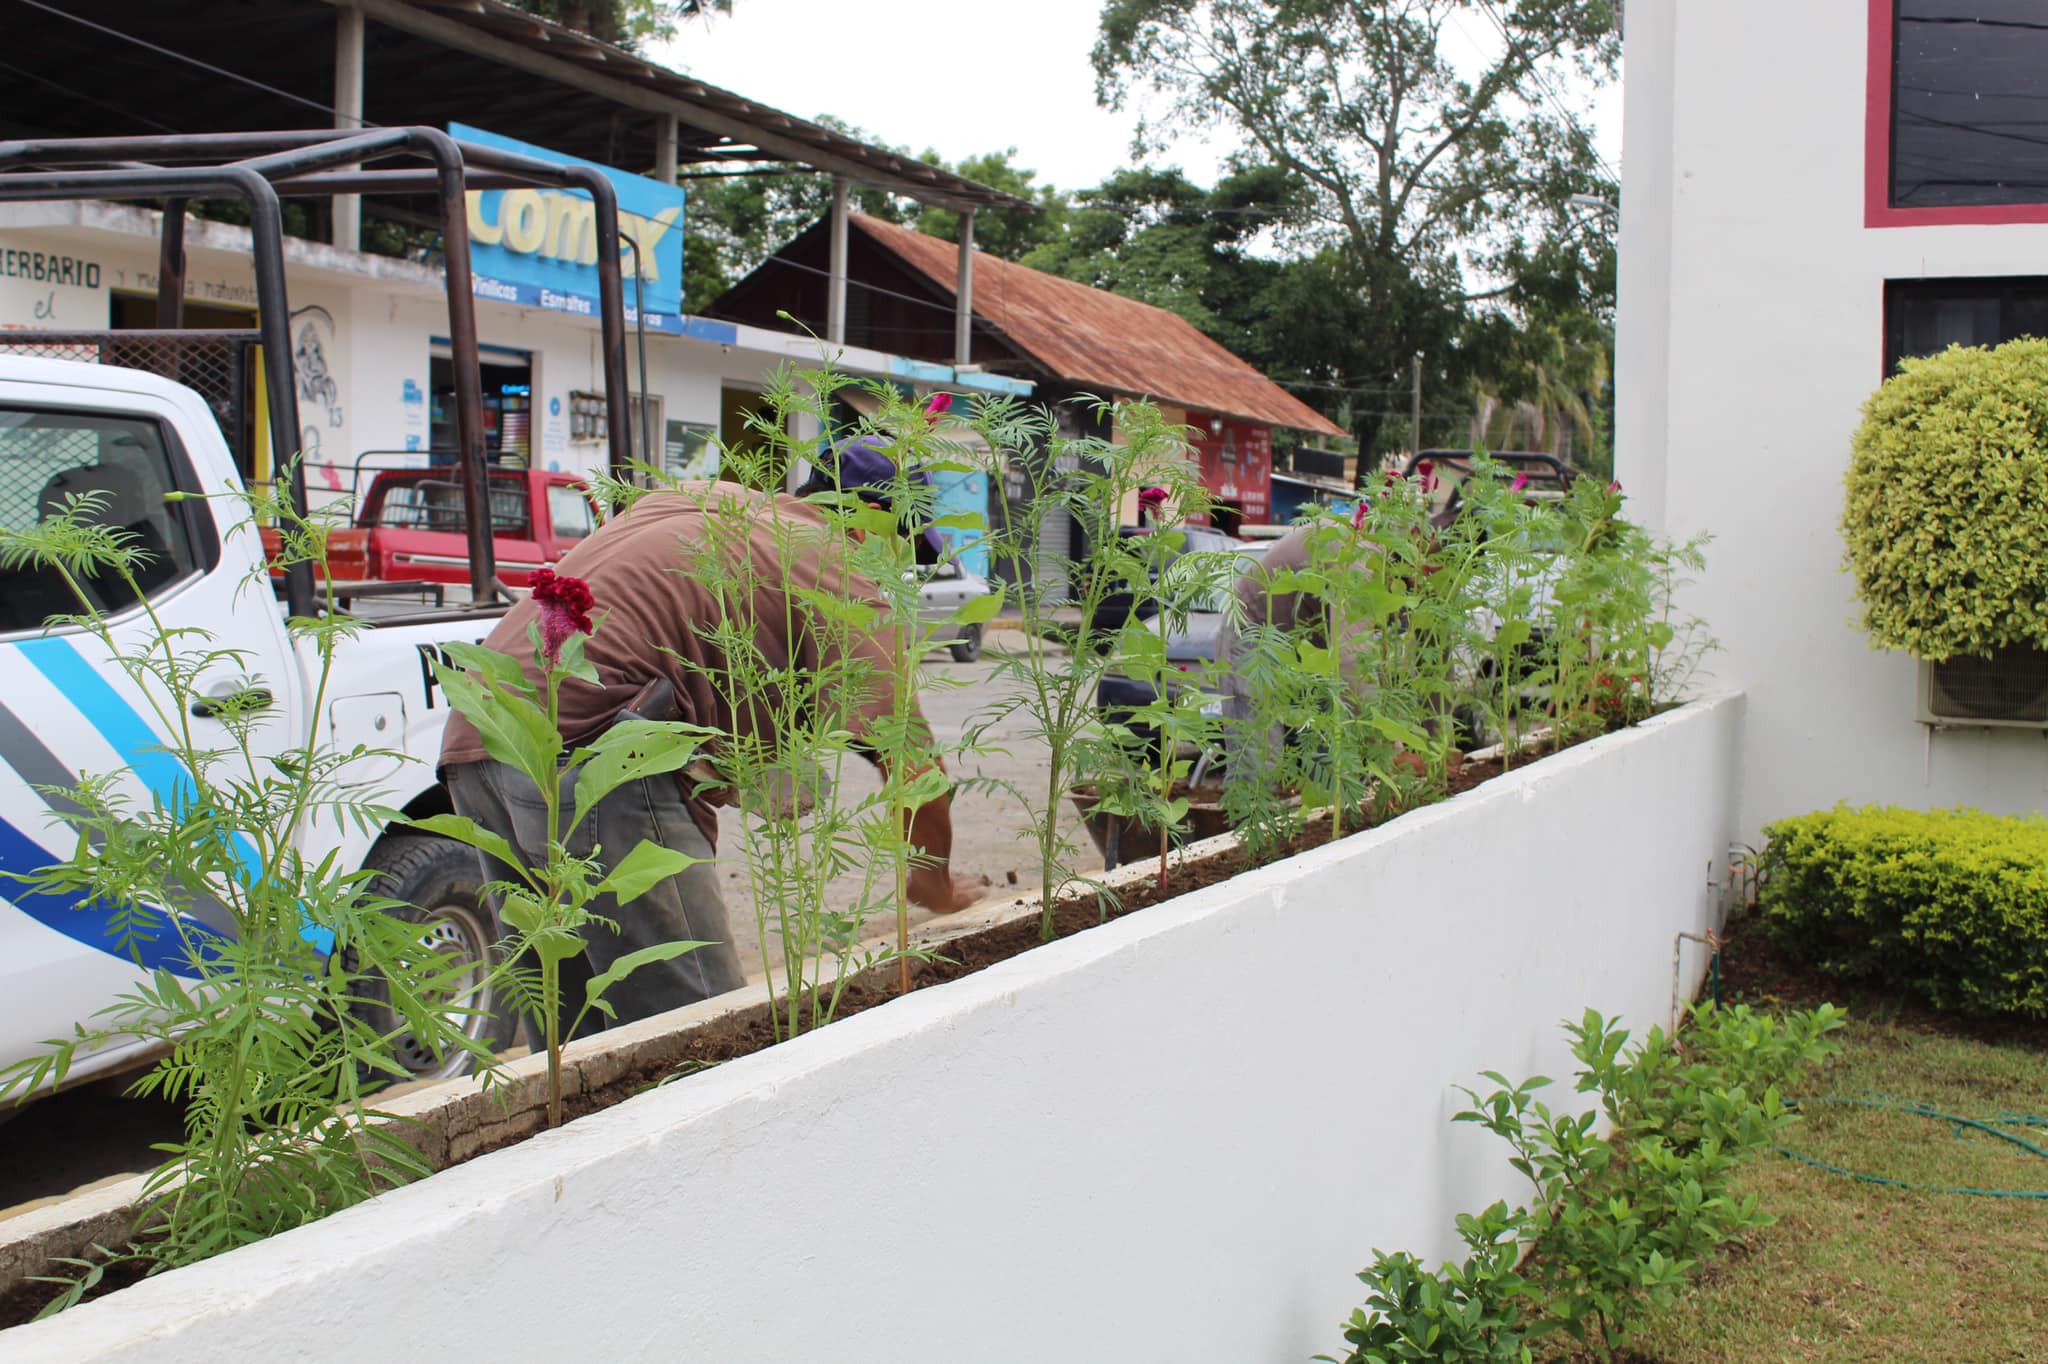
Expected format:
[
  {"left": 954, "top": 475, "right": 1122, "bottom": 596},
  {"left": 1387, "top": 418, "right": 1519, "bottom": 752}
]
[
  {"left": 365, "top": 473, "right": 530, "bottom": 537},
  {"left": 0, "top": 407, "right": 202, "bottom": 632}
]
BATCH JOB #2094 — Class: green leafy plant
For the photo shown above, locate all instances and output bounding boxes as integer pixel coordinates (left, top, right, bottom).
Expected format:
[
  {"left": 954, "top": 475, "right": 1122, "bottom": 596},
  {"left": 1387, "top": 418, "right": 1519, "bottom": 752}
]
[
  {"left": 0, "top": 480, "right": 499, "bottom": 1303},
  {"left": 1325, "top": 1003, "right": 1845, "bottom": 1363},
  {"left": 969, "top": 396, "right": 1208, "bottom": 935},
  {"left": 1319, "top": 1202, "right": 1534, "bottom": 1364},
  {"left": 1759, "top": 804, "right": 2048, "bottom": 1018},
  {"left": 422, "top": 591, "right": 716, "bottom": 1128},
  {"left": 1843, "top": 337, "right": 2048, "bottom": 660}
]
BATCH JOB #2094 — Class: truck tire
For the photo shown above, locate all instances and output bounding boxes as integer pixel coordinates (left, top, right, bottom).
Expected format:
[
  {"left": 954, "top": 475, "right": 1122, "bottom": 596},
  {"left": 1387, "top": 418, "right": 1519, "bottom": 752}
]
[
  {"left": 356, "top": 833, "right": 520, "bottom": 1080},
  {"left": 949, "top": 623, "right": 983, "bottom": 663}
]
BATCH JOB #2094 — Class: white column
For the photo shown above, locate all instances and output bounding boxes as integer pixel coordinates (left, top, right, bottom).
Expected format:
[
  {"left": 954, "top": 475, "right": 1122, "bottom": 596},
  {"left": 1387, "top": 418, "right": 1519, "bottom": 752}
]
[
  {"left": 332, "top": 4, "right": 366, "bottom": 252},
  {"left": 827, "top": 176, "right": 849, "bottom": 345},
  {"left": 954, "top": 207, "right": 976, "bottom": 366},
  {"left": 656, "top": 112, "right": 679, "bottom": 185}
]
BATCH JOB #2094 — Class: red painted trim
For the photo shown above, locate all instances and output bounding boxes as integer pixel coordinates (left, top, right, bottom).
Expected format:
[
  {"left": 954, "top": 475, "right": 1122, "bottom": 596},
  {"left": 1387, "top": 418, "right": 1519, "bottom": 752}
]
[{"left": 1867, "top": 0, "right": 2048, "bottom": 227}]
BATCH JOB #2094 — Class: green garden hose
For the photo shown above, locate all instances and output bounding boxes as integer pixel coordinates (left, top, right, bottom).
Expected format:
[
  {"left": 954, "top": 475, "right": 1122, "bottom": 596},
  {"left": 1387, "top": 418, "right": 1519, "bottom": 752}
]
[{"left": 1775, "top": 1090, "right": 2048, "bottom": 1199}]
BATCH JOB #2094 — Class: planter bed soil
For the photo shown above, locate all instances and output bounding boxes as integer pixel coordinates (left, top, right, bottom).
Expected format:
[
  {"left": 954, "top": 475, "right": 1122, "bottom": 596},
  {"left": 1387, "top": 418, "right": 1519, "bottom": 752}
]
[{"left": 0, "top": 745, "right": 1539, "bottom": 1326}]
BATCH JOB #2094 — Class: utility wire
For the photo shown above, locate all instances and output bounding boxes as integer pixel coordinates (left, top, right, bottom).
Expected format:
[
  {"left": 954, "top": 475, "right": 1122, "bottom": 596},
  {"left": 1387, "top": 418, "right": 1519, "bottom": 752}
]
[{"left": 1472, "top": 0, "right": 1620, "bottom": 188}]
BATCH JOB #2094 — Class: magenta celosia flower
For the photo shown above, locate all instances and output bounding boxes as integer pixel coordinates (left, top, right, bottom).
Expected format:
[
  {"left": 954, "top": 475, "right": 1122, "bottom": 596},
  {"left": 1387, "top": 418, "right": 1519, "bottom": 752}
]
[
  {"left": 1510, "top": 473, "right": 1529, "bottom": 493},
  {"left": 1351, "top": 499, "right": 1370, "bottom": 530},
  {"left": 529, "top": 567, "right": 595, "bottom": 665},
  {"left": 1608, "top": 479, "right": 1623, "bottom": 494},
  {"left": 1415, "top": 459, "right": 1437, "bottom": 493},
  {"left": 924, "top": 392, "right": 953, "bottom": 421}
]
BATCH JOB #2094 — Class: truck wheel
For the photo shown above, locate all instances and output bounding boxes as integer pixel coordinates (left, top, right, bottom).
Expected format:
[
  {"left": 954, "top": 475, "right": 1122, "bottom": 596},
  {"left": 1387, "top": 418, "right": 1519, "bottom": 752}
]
[
  {"left": 356, "top": 833, "right": 519, "bottom": 1080},
  {"left": 949, "top": 623, "right": 984, "bottom": 663}
]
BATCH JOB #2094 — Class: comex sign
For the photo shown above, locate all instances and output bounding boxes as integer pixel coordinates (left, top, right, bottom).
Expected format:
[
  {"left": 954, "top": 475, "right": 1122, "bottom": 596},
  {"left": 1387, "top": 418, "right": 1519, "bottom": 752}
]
[{"left": 451, "top": 123, "right": 687, "bottom": 332}]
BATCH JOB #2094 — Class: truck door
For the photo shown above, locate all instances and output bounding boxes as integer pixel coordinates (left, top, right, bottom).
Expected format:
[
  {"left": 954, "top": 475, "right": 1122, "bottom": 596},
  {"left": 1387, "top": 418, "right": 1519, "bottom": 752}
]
[{"left": 0, "top": 381, "right": 305, "bottom": 1084}]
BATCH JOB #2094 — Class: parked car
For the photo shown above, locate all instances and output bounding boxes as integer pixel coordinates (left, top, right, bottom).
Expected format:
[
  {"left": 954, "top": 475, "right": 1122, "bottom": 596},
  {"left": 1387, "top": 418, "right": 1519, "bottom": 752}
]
[
  {"left": 1096, "top": 542, "right": 1271, "bottom": 760},
  {"left": 1, "top": 358, "right": 521, "bottom": 1102},
  {"left": 1083, "top": 523, "right": 1244, "bottom": 641},
  {"left": 918, "top": 559, "right": 993, "bottom": 662}
]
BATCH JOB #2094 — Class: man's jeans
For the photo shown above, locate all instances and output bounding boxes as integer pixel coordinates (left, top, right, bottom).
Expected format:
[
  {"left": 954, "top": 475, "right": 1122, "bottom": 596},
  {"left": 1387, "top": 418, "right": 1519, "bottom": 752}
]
[{"left": 446, "top": 759, "right": 746, "bottom": 1047}]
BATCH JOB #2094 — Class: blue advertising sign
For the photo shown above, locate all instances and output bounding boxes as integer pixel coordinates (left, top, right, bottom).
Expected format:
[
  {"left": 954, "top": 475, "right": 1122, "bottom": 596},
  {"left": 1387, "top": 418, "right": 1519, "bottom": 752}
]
[{"left": 450, "top": 122, "right": 690, "bottom": 330}]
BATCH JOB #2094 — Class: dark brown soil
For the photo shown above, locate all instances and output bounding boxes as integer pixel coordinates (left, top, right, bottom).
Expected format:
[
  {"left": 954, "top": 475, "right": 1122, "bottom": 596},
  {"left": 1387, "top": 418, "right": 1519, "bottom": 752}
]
[{"left": 1714, "top": 912, "right": 2048, "bottom": 1053}]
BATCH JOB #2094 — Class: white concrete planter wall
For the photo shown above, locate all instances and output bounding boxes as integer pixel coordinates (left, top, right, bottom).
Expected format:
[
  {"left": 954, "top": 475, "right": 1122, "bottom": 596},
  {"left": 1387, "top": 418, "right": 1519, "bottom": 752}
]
[{"left": 6, "top": 694, "right": 1744, "bottom": 1364}]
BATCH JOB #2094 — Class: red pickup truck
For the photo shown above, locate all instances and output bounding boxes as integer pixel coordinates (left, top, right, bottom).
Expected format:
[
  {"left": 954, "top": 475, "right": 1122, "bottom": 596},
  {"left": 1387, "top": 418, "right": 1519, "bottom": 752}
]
[{"left": 269, "top": 466, "right": 599, "bottom": 589}]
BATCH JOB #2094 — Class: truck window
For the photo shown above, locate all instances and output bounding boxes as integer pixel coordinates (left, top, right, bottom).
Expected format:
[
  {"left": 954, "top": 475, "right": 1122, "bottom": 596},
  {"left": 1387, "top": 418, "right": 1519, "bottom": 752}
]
[
  {"left": 0, "top": 407, "right": 203, "bottom": 632},
  {"left": 366, "top": 473, "right": 531, "bottom": 537},
  {"left": 547, "top": 484, "right": 594, "bottom": 541}
]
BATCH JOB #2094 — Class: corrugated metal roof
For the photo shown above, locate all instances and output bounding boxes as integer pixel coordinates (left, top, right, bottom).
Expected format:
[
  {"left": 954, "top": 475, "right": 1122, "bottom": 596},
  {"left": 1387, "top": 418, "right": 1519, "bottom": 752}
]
[{"left": 849, "top": 216, "right": 1346, "bottom": 437}]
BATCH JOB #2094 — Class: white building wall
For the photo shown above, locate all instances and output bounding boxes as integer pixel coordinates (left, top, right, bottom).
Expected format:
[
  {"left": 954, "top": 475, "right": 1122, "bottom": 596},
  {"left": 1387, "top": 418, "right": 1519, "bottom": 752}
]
[{"left": 1615, "top": 0, "right": 2048, "bottom": 840}]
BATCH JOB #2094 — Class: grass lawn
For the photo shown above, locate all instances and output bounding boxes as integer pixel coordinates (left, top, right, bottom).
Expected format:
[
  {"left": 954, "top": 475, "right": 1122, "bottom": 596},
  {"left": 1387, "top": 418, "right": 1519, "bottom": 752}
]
[{"left": 1620, "top": 932, "right": 2048, "bottom": 1362}]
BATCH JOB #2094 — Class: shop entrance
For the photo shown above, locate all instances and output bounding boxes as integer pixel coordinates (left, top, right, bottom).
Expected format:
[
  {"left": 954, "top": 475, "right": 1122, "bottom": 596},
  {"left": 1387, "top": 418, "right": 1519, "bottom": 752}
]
[{"left": 430, "top": 342, "right": 532, "bottom": 466}]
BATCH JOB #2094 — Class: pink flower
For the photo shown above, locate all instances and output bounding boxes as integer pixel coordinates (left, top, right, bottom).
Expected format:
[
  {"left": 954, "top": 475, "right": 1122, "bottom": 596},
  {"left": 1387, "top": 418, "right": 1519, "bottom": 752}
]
[
  {"left": 924, "top": 392, "right": 953, "bottom": 421},
  {"left": 1608, "top": 480, "right": 1623, "bottom": 494},
  {"left": 1414, "top": 459, "right": 1438, "bottom": 493},
  {"left": 1350, "top": 499, "right": 1370, "bottom": 530},
  {"left": 530, "top": 567, "right": 595, "bottom": 665},
  {"left": 1510, "top": 473, "right": 1529, "bottom": 493}
]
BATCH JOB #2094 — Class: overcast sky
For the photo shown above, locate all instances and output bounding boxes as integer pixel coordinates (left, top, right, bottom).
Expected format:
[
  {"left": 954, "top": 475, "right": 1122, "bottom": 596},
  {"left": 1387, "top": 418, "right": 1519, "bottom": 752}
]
[{"left": 656, "top": 0, "right": 1622, "bottom": 195}]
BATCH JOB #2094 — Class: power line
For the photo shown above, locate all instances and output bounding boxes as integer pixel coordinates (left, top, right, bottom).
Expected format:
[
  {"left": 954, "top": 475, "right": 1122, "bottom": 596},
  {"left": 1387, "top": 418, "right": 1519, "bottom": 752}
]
[{"left": 1472, "top": 0, "right": 1620, "bottom": 188}]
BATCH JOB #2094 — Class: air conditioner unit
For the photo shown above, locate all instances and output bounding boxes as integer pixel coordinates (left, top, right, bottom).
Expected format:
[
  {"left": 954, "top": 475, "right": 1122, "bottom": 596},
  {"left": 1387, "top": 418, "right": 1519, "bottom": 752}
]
[{"left": 1917, "top": 647, "right": 2048, "bottom": 729}]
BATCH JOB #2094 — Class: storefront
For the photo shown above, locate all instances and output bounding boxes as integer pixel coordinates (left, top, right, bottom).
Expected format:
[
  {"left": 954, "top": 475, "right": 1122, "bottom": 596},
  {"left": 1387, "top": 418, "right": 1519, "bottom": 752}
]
[
  {"left": 1184, "top": 412, "right": 1273, "bottom": 533},
  {"left": 0, "top": 125, "right": 999, "bottom": 515}
]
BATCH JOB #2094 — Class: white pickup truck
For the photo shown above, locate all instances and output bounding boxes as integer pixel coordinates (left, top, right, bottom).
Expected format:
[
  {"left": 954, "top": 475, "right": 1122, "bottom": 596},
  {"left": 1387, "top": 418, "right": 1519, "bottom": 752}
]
[{"left": 0, "top": 354, "right": 514, "bottom": 1096}]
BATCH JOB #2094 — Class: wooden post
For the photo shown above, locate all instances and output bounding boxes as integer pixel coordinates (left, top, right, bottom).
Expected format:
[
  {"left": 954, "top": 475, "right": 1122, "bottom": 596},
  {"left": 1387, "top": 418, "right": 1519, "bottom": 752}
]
[
  {"left": 827, "top": 176, "right": 849, "bottom": 345},
  {"left": 954, "top": 207, "right": 976, "bottom": 366},
  {"left": 332, "top": 5, "right": 366, "bottom": 251}
]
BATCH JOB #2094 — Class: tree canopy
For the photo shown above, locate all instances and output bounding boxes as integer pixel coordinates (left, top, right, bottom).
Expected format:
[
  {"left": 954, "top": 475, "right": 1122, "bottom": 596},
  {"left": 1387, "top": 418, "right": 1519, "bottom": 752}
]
[{"left": 1092, "top": 0, "right": 1619, "bottom": 475}]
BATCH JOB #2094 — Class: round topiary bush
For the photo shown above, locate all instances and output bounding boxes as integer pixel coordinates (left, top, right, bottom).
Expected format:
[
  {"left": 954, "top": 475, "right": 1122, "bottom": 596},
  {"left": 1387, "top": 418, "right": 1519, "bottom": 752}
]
[{"left": 1843, "top": 338, "right": 2048, "bottom": 660}]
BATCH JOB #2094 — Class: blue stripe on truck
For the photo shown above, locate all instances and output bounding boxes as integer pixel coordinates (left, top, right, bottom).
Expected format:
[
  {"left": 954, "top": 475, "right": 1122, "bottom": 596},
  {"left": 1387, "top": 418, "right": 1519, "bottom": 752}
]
[
  {"left": 10, "top": 636, "right": 336, "bottom": 955},
  {"left": 0, "top": 809, "right": 222, "bottom": 975}
]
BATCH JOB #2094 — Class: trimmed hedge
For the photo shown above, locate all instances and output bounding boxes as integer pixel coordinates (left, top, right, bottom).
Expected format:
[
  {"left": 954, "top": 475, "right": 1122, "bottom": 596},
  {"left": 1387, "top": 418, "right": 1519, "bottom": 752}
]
[
  {"left": 1760, "top": 805, "right": 2048, "bottom": 1018},
  {"left": 1842, "top": 338, "right": 2048, "bottom": 660}
]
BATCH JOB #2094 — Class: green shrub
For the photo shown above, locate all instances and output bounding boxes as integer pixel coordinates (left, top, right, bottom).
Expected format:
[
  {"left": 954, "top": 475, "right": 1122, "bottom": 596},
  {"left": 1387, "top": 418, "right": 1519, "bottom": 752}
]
[
  {"left": 1842, "top": 338, "right": 2048, "bottom": 660},
  {"left": 1322, "top": 1004, "right": 1845, "bottom": 1364},
  {"left": 1760, "top": 805, "right": 2048, "bottom": 1018}
]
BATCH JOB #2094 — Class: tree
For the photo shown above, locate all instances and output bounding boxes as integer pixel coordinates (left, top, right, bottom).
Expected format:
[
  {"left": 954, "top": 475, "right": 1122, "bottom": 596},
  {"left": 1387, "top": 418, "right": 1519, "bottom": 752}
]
[
  {"left": 911, "top": 150, "right": 1068, "bottom": 263},
  {"left": 1094, "top": 0, "right": 1620, "bottom": 481},
  {"left": 506, "top": 0, "right": 730, "bottom": 50}
]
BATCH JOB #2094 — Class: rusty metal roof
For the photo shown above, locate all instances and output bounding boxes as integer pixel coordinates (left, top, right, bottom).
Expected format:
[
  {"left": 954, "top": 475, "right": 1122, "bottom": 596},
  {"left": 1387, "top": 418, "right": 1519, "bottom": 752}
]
[{"left": 851, "top": 216, "right": 1345, "bottom": 436}]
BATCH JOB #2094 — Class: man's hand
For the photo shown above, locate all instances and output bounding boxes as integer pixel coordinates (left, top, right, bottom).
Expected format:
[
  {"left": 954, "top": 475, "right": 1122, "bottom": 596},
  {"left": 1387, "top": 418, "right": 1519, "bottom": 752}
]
[{"left": 909, "top": 867, "right": 986, "bottom": 914}]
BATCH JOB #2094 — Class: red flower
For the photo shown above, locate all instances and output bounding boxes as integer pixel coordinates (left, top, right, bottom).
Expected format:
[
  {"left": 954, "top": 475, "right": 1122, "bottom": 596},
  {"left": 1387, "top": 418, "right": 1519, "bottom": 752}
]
[
  {"left": 924, "top": 392, "right": 953, "bottom": 421},
  {"left": 1414, "top": 459, "right": 1438, "bottom": 494},
  {"left": 1350, "top": 499, "right": 1370, "bottom": 530},
  {"left": 530, "top": 567, "right": 595, "bottom": 664},
  {"left": 1608, "top": 479, "right": 1623, "bottom": 494}
]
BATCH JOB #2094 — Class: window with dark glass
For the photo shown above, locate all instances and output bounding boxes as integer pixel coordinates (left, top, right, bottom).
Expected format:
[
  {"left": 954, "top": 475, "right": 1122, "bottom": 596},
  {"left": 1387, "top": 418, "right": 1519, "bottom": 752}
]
[
  {"left": 1891, "top": 2, "right": 2048, "bottom": 208},
  {"left": 0, "top": 408, "right": 209, "bottom": 632},
  {"left": 1884, "top": 276, "right": 2048, "bottom": 371}
]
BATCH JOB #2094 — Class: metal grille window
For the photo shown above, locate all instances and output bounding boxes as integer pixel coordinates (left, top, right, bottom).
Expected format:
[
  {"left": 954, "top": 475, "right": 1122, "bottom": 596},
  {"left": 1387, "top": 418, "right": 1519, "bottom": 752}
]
[
  {"left": 0, "top": 407, "right": 203, "bottom": 632},
  {"left": 364, "top": 474, "right": 531, "bottom": 536},
  {"left": 1890, "top": 1, "right": 2048, "bottom": 209}
]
